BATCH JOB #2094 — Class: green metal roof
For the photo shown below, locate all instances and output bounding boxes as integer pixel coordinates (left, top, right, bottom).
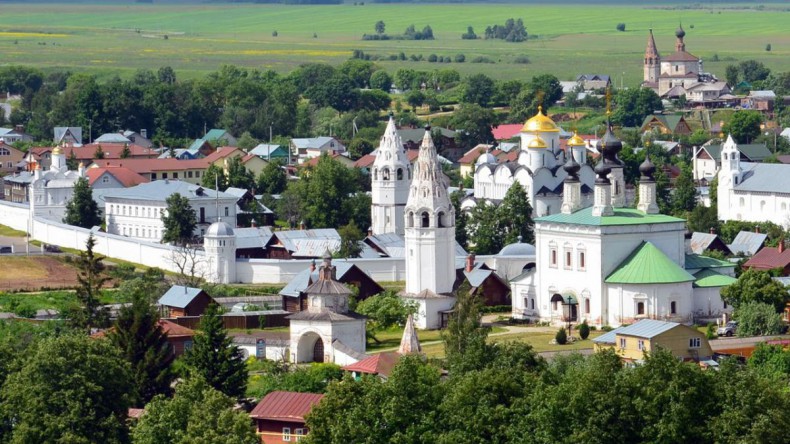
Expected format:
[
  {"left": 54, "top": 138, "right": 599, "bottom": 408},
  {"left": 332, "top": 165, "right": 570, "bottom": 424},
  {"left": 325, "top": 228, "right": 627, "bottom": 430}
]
[
  {"left": 684, "top": 254, "right": 736, "bottom": 270},
  {"left": 692, "top": 269, "right": 738, "bottom": 288},
  {"left": 641, "top": 114, "right": 686, "bottom": 132},
  {"left": 606, "top": 241, "right": 696, "bottom": 284},
  {"left": 703, "top": 143, "right": 771, "bottom": 162},
  {"left": 536, "top": 207, "right": 684, "bottom": 227}
]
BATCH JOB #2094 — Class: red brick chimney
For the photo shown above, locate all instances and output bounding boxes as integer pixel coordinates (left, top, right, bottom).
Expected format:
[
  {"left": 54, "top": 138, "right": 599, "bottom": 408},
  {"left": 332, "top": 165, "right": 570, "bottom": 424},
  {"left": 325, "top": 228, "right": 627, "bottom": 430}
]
[
  {"left": 755, "top": 225, "right": 760, "bottom": 234},
  {"left": 779, "top": 239, "right": 785, "bottom": 253},
  {"left": 465, "top": 253, "right": 475, "bottom": 272}
]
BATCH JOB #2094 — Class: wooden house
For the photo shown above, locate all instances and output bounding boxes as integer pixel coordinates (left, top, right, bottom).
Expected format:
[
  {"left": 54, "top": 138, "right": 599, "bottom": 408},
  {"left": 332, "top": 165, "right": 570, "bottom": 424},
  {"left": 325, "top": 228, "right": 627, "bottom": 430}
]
[
  {"left": 250, "top": 391, "right": 323, "bottom": 444},
  {"left": 158, "top": 285, "right": 216, "bottom": 317},
  {"left": 593, "top": 319, "right": 713, "bottom": 363},
  {"left": 640, "top": 114, "right": 692, "bottom": 136},
  {"left": 279, "top": 261, "right": 384, "bottom": 313}
]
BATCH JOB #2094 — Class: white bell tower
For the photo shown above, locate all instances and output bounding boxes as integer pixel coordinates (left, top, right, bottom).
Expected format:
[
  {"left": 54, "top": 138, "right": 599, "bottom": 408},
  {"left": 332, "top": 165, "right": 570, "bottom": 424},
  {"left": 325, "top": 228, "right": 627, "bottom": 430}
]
[
  {"left": 721, "top": 134, "right": 741, "bottom": 184},
  {"left": 404, "top": 126, "right": 456, "bottom": 296},
  {"left": 371, "top": 115, "right": 411, "bottom": 235}
]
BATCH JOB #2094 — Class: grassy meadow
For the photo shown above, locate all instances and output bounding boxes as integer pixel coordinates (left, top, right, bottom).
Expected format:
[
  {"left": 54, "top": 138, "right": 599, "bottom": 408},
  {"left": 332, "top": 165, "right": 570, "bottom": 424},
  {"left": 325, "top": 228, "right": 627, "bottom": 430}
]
[{"left": 0, "top": 2, "right": 788, "bottom": 83}]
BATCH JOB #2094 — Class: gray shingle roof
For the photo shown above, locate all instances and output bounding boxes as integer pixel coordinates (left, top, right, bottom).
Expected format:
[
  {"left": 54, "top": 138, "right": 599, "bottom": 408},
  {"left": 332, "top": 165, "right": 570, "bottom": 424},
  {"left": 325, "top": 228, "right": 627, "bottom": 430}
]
[
  {"left": 279, "top": 262, "right": 356, "bottom": 298},
  {"left": 728, "top": 231, "right": 767, "bottom": 256},
  {"left": 734, "top": 162, "right": 790, "bottom": 193},
  {"left": 101, "top": 181, "right": 236, "bottom": 202},
  {"left": 159, "top": 285, "right": 204, "bottom": 308}
]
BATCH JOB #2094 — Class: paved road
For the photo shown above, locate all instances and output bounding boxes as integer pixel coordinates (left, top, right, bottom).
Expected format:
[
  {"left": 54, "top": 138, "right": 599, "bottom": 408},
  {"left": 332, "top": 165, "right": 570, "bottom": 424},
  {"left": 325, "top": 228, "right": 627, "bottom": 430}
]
[{"left": 0, "top": 234, "right": 45, "bottom": 255}]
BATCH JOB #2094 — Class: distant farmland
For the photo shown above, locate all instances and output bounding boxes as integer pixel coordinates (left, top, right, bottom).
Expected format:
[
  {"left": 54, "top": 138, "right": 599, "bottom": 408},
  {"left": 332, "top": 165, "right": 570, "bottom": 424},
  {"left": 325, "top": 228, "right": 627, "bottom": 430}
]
[{"left": 0, "top": 2, "right": 788, "bottom": 84}]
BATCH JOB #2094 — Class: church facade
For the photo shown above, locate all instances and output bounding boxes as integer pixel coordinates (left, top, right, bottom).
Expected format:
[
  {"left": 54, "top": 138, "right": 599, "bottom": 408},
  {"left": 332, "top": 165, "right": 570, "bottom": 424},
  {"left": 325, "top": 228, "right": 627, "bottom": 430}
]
[
  {"left": 511, "top": 122, "right": 735, "bottom": 328},
  {"left": 464, "top": 108, "right": 596, "bottom": 217},
  {"left": 642, "top": 25, "right": 718, "bottom": 98}
]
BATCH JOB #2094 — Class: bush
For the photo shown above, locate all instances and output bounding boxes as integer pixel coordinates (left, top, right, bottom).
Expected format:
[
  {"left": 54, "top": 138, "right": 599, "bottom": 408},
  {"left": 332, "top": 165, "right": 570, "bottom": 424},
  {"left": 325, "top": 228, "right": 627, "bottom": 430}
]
[
  {"left": 706, "top": 323, "right": 717, "bottom": 339},
  {"left": 272, "top": 30, "right": 278, "bottom": 37},
  {"left": 470, "top": 56, "right": 495, "bottom": 64},
  {"left": 428, "top": 54, "right": 438, "bottom": 63},
  {"left": 513, "top": 55, "right": 530, "bottom": 64},
  {"left": 766, "top": 43, "right": 772, "bottom": 52},
  {"left": 454, "top": 53, "right": 465, "bottom": 63},
  {"left": 601, "top": 325, "right": 614, "bottom": 332},
  {"left": 555, "top": 327, "right": 567, "bottom": 345},
  {"left": 616, "top": 23, "right": 626, "bottom": 32},
  {"left": 579, "top": 321, "right": 590, "bottom": 340},
  {"left": 480, "top": 305, "right": 512, "bottom": 314}
]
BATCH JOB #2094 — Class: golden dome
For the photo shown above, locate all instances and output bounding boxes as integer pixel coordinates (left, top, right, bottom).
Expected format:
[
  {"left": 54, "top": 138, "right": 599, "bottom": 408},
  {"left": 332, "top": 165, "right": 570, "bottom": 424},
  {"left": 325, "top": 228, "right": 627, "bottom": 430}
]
[
  {"left": 521, "top": 106, "right": 560, "bottom": 133},
  {"left": 527, "top": 137, "right": 548, "bottom": 149},
  {"left": 52, "top": 146, "right": 63, "bottom": 155},
  {"left": 568, "top": 132, "right": 585, "bottom": 147}
]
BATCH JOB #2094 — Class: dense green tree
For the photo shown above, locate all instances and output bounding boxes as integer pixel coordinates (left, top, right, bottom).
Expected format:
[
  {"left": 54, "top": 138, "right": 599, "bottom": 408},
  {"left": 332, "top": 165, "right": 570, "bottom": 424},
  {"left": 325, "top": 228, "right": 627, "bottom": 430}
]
[
  {"left": 374, "top": 20, "right": 386, "bottom": 35},
  {"left": 246, "top": 361, "right": 344, "bottom": 399},
  {"left": 725, "top": 64, "right": 740, "bottom": 88},
  {"left": 405, "top": 89, "right": 425, "bottom": 111},
  {"left": 131, "top": 376, "right": 258, "bottom": 444},
  {"left": 346, "top": 137, "right": 374, "bottom": 160},
  {"left": 63, "top": 177, "right": 102, "bottom": 228},
  {"left": 183, "top": 303, "right": 247, "bottom": 399},
  {"left": 108, "top": 292, "right": 174, "bottom": 407},
  {"left": 738, "top": 59, "right": 771, "bottom": 83},
  {"left": 748, "top": 343, "right": 790, "bottom": 378},
  {"left": 338, "top": 59, "right": 376, "bottom": 89},
  {"left": 497, "top": 183, "right": 534, "bottom": 245},
  {"left": 670, "top": 161, "right": 697, "bottom": 215},
  {"left": 0, "top": 335, "right": 132, "bottom": 444},
  {"left": 236, "top": 131, "right": 259, "bottom": 150},
  {"left": 450, "top": 190, "right": 469, "bottom": 249},
  {"left": 735, "top": 301, "right": 784, "bottom": 336},
  {"left": 443, "top": 281, "right": 491, "bottom": 375},
  {"left": 461, "top": 73, "right": 496, "bottom": 107},
  {"left": 724, "top": 110, "right": 763, "bottom": 143},
  {"left": 356, "top": 290, "right": 416, "bottom": 344},
  {"left": 256, "top": 159, "right": 287, "bottom": 195},
  {"left": 67, "top": 234, "right": 111, "bottom": 332},
  {"left": 469, "top": 201, "right": 504, "bottom": 254},
  {"left": 451, "top": 103, "right": 496, "bottom": 150},
  {"left": 336, "top": 220, "right": 364, "bottom": 258},
  {"left": 369, "top": 70, "right": 392, "bottom": 92},
  {"left": 161, "top": 193, "right": 197, "bottom": 246},
  {"left": 687, "top": 205, "right": 720, "bottom": 235},
  {"left": 357, "top": 89, "right": 391, "bottom": 112},
  {"left": 201, "top": 163, "right": 228, "bottom": 190},
  {"left": 66, "top": 150, "right": 79, "bottom": 169},
  {"left": 225, "top": 155, "right": 255, "bottom": 190},
  {"left": 528, "top": 74, "right": 563, "bottom": 110},
  {"left": 288, "top": 153, "right": 363, "bottom": 228},
  {"left": 94, "top": 144, "right": 105, "bottom": 159},
  {"left": 612, "top": 87, "right": 663, "bottom": 127},
  {"left": 722, "top": 268, "right": 789, "bottom": 312},
  {"left": 341, "top": 192, "right": 372, "bottom": 230},
  {"left": 305, "top": 74, "right": 359, "bottom": 113}
]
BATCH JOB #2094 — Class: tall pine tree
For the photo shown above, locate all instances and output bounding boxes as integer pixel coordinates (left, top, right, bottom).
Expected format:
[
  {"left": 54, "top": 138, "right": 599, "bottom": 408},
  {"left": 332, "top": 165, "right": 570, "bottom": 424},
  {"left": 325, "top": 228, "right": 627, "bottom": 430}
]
[
  {"left": 67, "top": 234, "right": 110, "bottom": 332},
  {"left": 184, "top": 303, "right": 247, "bottom": 399},
  {"left": 108, "top": 292, "right": 174, "bottom": 407},
  {"left": 63, "top": 177, "right": 101, "bottom": 228}
]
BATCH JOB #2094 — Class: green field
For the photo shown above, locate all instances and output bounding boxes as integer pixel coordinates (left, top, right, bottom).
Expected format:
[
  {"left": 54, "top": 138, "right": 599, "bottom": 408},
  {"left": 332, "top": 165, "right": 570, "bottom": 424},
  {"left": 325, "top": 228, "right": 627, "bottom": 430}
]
[{"left": 0, "top": 2, "right": 788, "bottom": 83}]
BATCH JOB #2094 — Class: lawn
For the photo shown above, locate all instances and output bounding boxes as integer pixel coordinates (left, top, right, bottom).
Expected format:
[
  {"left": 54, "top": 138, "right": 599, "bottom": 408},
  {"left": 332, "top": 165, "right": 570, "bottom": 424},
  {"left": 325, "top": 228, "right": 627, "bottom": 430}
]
[
  {"left": 0, "top": 288, "right": 122, "bottom": 315},
  {"left": 0, "top": 225, "right": 26, "bottom": 237},
  {"left": 0, "top": 2, "right": 787, "bottom": 83}
]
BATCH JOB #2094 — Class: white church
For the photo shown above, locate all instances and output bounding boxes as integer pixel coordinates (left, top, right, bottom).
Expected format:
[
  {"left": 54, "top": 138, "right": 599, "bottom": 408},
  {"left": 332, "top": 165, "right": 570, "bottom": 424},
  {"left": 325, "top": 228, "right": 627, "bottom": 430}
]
[
  {"left": 717, "top": 134, "right": 790, "bottom": 227},
  {"left": 510, "top": 122, "right": 736, "bottom": 327},
  {"left": 462, "top": 107, "right": 597, "bottom": 217}
]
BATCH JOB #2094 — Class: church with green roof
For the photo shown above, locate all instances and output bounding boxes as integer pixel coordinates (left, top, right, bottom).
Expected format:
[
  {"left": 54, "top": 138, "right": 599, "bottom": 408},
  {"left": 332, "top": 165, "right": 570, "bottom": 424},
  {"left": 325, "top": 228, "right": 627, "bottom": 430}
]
[{"left": 510, "top": 120, "right": 736, "bottom": 327}]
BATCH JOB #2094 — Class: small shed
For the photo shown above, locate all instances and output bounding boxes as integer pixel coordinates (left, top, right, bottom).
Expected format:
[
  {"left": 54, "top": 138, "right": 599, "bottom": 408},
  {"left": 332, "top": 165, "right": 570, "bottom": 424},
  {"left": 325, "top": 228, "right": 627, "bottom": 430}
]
[{"left": 158, "top": 285, "right": 216, "bottom": 317}]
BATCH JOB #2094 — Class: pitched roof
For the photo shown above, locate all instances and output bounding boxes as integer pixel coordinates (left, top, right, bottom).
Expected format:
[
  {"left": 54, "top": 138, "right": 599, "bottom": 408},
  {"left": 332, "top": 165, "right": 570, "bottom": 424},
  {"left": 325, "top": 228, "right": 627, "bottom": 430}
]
[
  {"left": 202, "top": 146, "right": 243, "bottom": 163},
  {"left": 492, "top": 124, "right": 523, "bottom": 141},
  {"left": 663, "top": 51, "right": 699, "bottom": 62},
  {"left": 734, "top": 162, "right": 790, "bottom": 193},
  {"left": 249, "top": 391, "right": 324, "bottom": 422},
  {"left": 397, "top": 127, "right": 455, "bottom": 143},
  {"left": 94, "top": 133, "right": 132, "bottom": 144},
  {"left": 727, "top": 231, "right": 767, "bottom": 256},
  {"left": 693, "top": 269, "right": 738, "bottom": 288},
  {"left": 702, "top": 143, "right": 771, "bottom": 162},
  {"left": 592, "top": 327, "right": 624, "bottom": 344},
  {"left": 684, "top": 254, "right": 736, "bottom": 271},
  {"left": 642, "top": 114, "right": 686, "bottom": 132},
  {"left": 615, "top": 319, "right": 682, "bottom": 339},
  {"left": 85, "top": 166, "right": 149, "bottom": 188},
  {"left": 203, "top": 129, "right": 234, "bottom": 142},
  {"left": 158, "top": 319, "right": 196, "bottom": 337},
  {"left": 292, "top": 136, "right": 342, "bottom": 150},
  {"left": 342, "top": 351, "right": 401, "bottom": 377},
  {"left": 158, "top": 285, "right": 206, "bottom": 308},
  {"left": 689, "top": 232, "right": 730, "bottom": 255},
  {"left": 399, "top": 314, "right": 421, "bottom": 354},
  {"left": 91, "top": 157, "right": 209, "bottom": 173},
  {"left": 101, "top": 180, "right": 236, "bottom": 202},
  {"left": 536, "top": 207, "right": 684, "bottom": 227},
  {"left": 605, "top": 241, "right": 696, "bottom": 284},
  {"left": 250, "top": 143, "right": 286, "bottom": 157},
  {"left": 744, "top": 246, "right": 790, "bottom": 270}
]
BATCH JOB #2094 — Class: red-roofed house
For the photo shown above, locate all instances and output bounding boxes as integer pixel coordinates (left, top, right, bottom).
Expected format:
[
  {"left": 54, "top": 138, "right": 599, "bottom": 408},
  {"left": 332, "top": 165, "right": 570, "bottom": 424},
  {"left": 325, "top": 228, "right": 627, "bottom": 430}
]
[
  {"left": 492, "top": 124, "right": 523, "bottom": 141},
  {"left": 250, "top": 391, "right": 324, "bottom": 444},
  {"left": 90, "top": 158, "right": 210, "bottom": 184},
  {"left": 743, "top": 243, "right": 790, "bottom": 276},
  {"left": 204, "top": 146, "right": 268, "bottom": 177},
  {"left": 86, "top": 166, "right": 149, "bottom": 189},
  {"left": 342, "top": 351, "right": 400, "bottom": 379},
  {"left": 28, "top": 143, "right": 157, "bottom": 170},
  {"left": 302, "top": 152, "right": 355, "bottom": 169},
  {"left": 158, "top": 320, "right": 196, "bottom": 357}
]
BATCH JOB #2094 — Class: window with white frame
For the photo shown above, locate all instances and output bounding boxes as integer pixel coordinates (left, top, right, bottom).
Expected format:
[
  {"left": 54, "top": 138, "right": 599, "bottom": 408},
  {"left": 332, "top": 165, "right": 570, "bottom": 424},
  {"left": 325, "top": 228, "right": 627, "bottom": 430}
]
[
  {"left": 564, "top": 248, "right": 572, "bottom": 269},
  {"left": 283, "top": 427, "right": 291, "bottom": 441},
  {"left": 578, "top": 248, "right": 586, "bottom": 271},
  {"left": 295, "top": 429, "right": 305, "bottom": 441},
  {"left": 689, "top": 337, "right": 701, "bottom": 348},
  {"left": 619, "top": 338, "right": 626, "bottom": 349}
]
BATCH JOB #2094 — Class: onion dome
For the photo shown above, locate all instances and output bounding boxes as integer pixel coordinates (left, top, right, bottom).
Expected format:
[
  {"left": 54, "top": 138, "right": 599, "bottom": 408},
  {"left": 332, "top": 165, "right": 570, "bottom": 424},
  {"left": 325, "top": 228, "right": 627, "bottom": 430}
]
[
  {"left": 527, "top": 137, "right": 548, "bottom": 149},
  {"left": 594, "top": 160, "right": 611, "bottom": 184},
  {"left": 596, "top": 121, "right": 623, "bottom": 166},
  {"left": 476, "top": 147, "right": 497, "bottom": 166},
  {"left": 522, "top": 106, "right": 560, "bottom": 133},
  {"left": 568, "top": 132, "right": 585, "bottom": 147},
  {"left": 563, "top": 153, "right": 581, "bottom": 181},
  {"left": 675, "top": 24, "right": 686, "bottom": 39},
  {"left": 639, "top": 152, "right": 656, "bottom": 181}
]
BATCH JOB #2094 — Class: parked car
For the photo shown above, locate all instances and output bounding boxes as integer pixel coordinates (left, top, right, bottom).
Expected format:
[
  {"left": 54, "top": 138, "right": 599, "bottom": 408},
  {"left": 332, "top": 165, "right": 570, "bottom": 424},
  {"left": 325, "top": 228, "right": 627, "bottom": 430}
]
[
  {"left": 0, "top": 246, "right": 13, "bottom": 254},
  {"left": 43, "top": 244, "right": 61, "bottom": 253},
  {"left": 717, "top": 321, "right": 738, "bottom": 337}
]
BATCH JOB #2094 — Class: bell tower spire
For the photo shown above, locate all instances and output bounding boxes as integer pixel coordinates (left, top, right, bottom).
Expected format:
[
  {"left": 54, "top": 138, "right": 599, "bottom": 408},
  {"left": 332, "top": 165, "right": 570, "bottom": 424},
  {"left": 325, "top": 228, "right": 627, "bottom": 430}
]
[
  {"left": 371, "top": 113, "right": 410, "bottom": 235},
  {"left": 644, "top": 28, "right": 660, "bottom": 83}
]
